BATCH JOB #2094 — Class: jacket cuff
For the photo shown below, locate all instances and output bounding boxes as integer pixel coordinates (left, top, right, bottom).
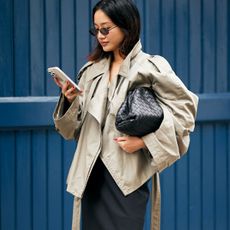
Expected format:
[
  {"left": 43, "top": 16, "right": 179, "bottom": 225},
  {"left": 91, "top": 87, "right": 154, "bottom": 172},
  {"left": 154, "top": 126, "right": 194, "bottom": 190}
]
[
  {"left": 142, "top": 133, "right": 169, "bottom": 172},
  {"left": 142, "top": 106, "right": 180, "bottom": 172},
  {"left": 53, "top": 94, "right": 80, "bottom": 122},
  {"left": 53, "top": 94, "right": 81, "bottom": 140}
]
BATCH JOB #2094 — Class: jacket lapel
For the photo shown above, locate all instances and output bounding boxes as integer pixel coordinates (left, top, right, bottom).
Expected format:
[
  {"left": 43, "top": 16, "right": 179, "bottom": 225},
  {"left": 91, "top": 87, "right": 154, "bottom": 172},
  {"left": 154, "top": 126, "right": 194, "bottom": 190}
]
[
  {"left": 85, "top": 59, "right": 110, "bottom": 125},
  {"left": 87, "top": 73, "right": 108, "bottom": 124},
  {"left": 85, "top": 40, "right": 144, "bottom": 122}
]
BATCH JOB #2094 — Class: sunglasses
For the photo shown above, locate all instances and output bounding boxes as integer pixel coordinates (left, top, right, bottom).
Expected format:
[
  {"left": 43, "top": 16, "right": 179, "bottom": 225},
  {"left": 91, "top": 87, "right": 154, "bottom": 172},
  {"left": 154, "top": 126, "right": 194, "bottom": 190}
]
[{"left": 89, "top": 25, "right": 117, "bottom": 36}]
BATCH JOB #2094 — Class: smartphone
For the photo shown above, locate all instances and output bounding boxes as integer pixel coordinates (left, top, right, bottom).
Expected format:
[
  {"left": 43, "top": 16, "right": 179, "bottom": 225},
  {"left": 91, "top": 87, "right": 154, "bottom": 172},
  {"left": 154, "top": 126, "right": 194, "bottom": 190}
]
[{"left": 47, "top": 66, "right": 81, "bottom": 91}]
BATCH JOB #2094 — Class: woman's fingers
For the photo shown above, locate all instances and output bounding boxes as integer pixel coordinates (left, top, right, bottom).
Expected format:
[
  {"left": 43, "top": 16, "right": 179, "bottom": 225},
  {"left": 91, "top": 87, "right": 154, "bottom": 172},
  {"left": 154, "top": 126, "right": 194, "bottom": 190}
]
[
  {"left": 63, "top": 84, "right": 79, "bottom": 103},
  {"left": 114, "top": 136, "right": 146, "bottom": 153},
  {"left": 53, "top": 77, "right": 80, "bottom": 103},
  {"left": 64, "top": 86, "right": 76, "bottom": 97},
  {"left": 53, "top": 77, "right": 63, "bottom": 88}
]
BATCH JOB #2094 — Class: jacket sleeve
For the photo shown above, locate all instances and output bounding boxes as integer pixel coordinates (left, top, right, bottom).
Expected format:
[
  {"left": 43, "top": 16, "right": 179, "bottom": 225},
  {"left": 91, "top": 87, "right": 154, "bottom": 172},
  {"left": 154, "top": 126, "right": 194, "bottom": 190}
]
[
  {"left": 52, "top": 62, "right": 93, "bottom": 140},
  {"left": 142, "top": 55, "right": 199, "bottom": 172},
  {"left": 53, "top": 94, "right": 83, "bottom": 140}
]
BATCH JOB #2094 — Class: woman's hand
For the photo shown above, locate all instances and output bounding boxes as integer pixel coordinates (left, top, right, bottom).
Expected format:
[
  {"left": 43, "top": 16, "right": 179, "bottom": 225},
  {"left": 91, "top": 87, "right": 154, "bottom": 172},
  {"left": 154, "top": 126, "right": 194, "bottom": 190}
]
[
  {"left": 53, "top": 77, "right": 82, "bottom": 103},
  {"left": 114, "top": 136, "right": 146, "bottom": 154}
]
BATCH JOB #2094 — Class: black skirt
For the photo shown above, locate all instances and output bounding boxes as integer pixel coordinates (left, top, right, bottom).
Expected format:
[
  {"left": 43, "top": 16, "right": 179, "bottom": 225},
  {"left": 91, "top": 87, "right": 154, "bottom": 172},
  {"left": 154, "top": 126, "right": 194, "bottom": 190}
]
[{"left": 81, "top": 157, "right": 150, "bottom": 230}]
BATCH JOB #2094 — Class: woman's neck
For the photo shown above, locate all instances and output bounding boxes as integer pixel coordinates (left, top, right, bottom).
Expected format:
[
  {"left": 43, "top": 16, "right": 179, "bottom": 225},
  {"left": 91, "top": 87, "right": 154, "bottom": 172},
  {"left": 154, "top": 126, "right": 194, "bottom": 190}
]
[
  {"left": 109, "top": 58, "right": 123, "bottom": 82},
  {"left": 113, "top": 50, "right": 124, "bottom": 64}
]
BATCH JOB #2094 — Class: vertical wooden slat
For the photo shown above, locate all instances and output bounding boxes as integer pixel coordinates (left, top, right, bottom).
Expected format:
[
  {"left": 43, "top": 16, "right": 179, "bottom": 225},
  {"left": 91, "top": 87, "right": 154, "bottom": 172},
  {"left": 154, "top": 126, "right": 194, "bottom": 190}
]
[
  {"left": 0, "top": 134, "right": 0, "bottom": 229},
  {"left": 14, "top": 0, "right": 30, "bottom": 96},
  {"left": 30, "top": 0, "right": 45, "bottom": 96},
  {"left": 0, "top": 132, "right": 16, "bottom": 230},
  {"left": 216, "top": 0, "right": 228, "bottom": 92},
  {"left": 161, "top": 166, "right": 176, "bottom": 230},
  {"left": 175, "top": 0, "right": 189, "bottom": 84},
  {"left": 88, "top": 0, "right": 98, "bottom": 60},
  {"left": 0, "top": 0, "right": 14, "bottom": 96},
  {"left": 202, "top": 124, "right": 215, "bottom": 230},
  {"left": 47, "top": 130, "right": 63, "bottom": 230},
  {"left": 63, "top": 141, "right": 76, "bottom": 230},
  {"left": 161, "top": 0, "right": 175, "bottom": 65},
  {"left": 215, "top": 124, "right": 228, "bottom": 229},
  {"left": 60, "top": 0, "right": 76, "bottom": 81},
  {"left": 32, "top": 130, "right": 47, "bottom": 230},
  {"left": 202, "top": 0, "right": 215, "bottom": 93},
  {"left": 143, "top": 181, "right": 151, "bottom": 230},
  {"left": 45, "top": 0, "right": 61, "bottom": 96},
  {"left": 16, "top": 131, "right": 32, "bottom": 230},
  {"left": 189, "top": 0, "right": 202, "bottom": 93},
  {"left": 175, "top": 157, "right": 189, "bottom": 230},
  {"left": 135, "top": 0, "right": 145, "bottom": 48},
  {"left": 228, "top": 1, "right": 230, "bottom": 92},
  {"left": 189, "top": 125, "right": 202, "bottom": 230},
  {"left": 228, "top": 124, "right": 230, "bottom": 230},
  {"left": 76, "top": 1, "right": 91, "bottom": 72},
  {"left": 145, "top": 0, "right": 161, "bottom": 54}
]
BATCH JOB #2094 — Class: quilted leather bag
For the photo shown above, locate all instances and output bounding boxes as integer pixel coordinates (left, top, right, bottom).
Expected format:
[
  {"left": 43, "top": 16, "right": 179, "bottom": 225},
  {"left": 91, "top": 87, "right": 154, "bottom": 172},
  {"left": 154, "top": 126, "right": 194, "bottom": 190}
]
[{"left": 115, "top": 87, "right": 164, "bottom": 136}]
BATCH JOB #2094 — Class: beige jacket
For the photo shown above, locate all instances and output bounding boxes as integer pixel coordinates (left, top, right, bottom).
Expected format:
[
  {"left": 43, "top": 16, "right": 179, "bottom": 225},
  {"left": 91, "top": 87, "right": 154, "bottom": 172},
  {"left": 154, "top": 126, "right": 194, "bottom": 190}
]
[{"left": 53, "top": 41, "right": 198, "bottom": 230}]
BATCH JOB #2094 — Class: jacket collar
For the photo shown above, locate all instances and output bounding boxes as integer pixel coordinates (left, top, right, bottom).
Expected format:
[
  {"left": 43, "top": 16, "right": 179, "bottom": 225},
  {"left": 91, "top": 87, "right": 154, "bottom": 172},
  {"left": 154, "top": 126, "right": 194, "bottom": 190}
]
[
  {"left": 118, "top": 40, "right": 142, "bottom": 77},
  {"left": 86, "top": 40, "right": 142, "bottom": 81},
  {"left": 85, "top": 58, "right": 109, "bottom": 82}
]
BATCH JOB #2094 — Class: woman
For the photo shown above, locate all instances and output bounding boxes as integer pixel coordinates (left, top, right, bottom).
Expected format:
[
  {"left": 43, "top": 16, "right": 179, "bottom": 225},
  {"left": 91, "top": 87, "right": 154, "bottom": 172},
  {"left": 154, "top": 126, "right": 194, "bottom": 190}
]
[{"left": 53, "top": 0, "right": 198, "bottom": 229}]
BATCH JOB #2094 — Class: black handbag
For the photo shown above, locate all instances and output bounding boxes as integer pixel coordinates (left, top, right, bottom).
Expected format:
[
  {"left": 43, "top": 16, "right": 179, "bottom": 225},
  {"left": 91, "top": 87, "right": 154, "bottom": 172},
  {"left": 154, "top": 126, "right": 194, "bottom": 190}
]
[{"left": 115, "top": 87, "right": 164, "bottom": 137}]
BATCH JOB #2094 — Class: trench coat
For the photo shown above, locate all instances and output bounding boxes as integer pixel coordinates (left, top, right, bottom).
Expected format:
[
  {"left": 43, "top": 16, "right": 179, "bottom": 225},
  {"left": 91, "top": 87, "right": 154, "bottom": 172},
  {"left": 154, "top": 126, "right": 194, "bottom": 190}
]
[{"left": 53, "top": 40, "right": 199, "bottom": 230}]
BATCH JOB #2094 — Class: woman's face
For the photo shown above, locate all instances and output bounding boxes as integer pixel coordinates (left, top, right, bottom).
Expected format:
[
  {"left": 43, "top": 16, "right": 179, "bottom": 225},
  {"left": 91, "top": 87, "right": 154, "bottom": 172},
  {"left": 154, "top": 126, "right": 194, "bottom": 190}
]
[{"left": 93, "top": 9, "right": 125, "bottom": 54}]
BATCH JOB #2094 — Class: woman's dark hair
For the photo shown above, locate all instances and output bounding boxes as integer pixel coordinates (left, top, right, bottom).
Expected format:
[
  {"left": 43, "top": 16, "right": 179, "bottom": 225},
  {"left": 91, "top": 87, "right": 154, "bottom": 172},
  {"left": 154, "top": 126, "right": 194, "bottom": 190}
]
[{"left": 88, "top": 0, "right": 141, "bottom": 61}]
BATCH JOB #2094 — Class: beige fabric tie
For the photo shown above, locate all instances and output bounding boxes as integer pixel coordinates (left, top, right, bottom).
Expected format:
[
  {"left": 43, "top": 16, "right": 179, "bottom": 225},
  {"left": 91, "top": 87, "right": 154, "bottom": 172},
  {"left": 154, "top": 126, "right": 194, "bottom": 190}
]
[
  {"left": 72, "top": 196, "right": 81, "bottom": 230},
  {"left": 151, "top": 173, "right": 161, "bottom": 230}
]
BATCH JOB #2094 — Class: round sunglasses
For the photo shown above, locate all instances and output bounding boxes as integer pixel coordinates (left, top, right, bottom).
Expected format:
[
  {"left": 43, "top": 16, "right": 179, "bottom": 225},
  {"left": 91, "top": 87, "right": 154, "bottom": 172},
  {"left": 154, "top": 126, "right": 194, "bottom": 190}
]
[{"left": 89, "top": 25, "right": 117, "bottom": 36}]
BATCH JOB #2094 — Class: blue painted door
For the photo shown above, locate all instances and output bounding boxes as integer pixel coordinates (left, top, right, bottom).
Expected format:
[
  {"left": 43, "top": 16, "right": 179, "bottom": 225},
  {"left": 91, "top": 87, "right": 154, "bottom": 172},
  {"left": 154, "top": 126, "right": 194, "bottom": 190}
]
[{"left": 0, "top": 0, "right": 229, "bottom": 229}]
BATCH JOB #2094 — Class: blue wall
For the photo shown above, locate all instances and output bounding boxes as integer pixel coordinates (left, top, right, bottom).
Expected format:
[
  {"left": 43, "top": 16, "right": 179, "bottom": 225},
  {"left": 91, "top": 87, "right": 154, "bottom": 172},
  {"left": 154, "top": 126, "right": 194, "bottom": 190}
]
[{"left": 0, "top": 0, "right": 229, "bottom": 229}]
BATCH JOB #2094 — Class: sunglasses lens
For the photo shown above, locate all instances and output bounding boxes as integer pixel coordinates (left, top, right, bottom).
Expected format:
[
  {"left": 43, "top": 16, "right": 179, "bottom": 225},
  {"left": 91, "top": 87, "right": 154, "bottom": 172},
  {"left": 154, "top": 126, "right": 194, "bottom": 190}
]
[
  {"left": 100, "top": 28, "right": 109, "bottom": 35},
  {"left": 89, "top": 27, "right": 111, "bottom": 36},
  {"left": 89, "top": 28, "right": 97, "bottom": 36}
]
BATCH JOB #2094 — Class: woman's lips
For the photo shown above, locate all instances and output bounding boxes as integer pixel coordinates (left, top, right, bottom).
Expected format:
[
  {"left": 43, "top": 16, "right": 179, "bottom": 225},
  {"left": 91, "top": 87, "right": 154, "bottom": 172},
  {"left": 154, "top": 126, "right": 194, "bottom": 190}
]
[{"left": 100, "top": 42, "right": 108, "bottom": 47}]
